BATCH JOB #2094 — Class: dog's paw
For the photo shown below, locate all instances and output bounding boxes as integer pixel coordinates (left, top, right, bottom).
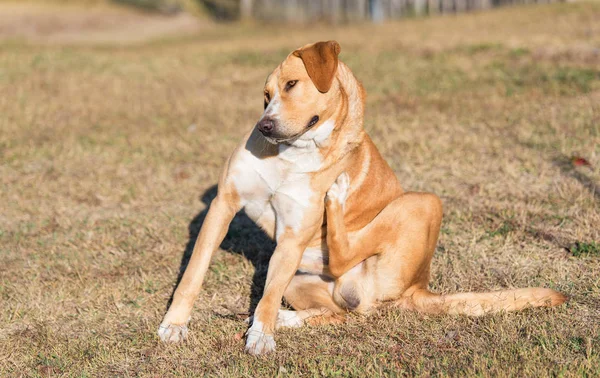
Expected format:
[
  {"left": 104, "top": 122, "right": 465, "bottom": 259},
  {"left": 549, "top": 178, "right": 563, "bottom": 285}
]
[
  {"left": 158, "top": 322, "right": 189, "bottom": 343},
  {"left": 245, "top": 331, "right": 276, "bottom": 355},
  {"left": 326, "top": 172, "right": 350, "bottom": 207},
  {"left": 245, "top": 320, "right": 276, "bottom": 355},
  {"left": 275, "top": 310, "right": 304, "bottom": 329}
]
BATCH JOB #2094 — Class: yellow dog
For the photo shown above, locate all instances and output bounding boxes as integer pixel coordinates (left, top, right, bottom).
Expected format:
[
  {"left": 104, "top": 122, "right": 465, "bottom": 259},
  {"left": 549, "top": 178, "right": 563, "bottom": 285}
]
[{"left": 158, "top": 41, "right": 566, "bottom": 355}]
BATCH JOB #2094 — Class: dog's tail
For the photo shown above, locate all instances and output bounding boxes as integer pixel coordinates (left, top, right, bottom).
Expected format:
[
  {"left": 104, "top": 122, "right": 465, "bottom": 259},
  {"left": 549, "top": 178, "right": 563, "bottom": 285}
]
[{"left": 396, "top": 287, "right": 566, "bottom": 316}]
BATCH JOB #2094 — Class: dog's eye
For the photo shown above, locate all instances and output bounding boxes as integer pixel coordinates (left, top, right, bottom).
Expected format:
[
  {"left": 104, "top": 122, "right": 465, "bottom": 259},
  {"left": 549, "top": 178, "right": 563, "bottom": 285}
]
[
  {"left": 264, "top": 91, "right": 270, "bottom": 109},
  {"left": 285, "top": 80, "right": 297, "bottom": 91}
]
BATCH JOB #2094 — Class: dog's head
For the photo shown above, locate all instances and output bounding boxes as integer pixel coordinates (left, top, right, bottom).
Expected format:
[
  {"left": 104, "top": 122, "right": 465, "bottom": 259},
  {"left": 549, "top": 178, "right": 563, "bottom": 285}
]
[{"left": 257, "top": 40, "right": 342, "bottom": 144}]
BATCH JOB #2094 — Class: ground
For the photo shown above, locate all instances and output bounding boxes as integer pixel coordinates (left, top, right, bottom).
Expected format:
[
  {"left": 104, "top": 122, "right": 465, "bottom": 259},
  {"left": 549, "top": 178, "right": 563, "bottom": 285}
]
[{"left": 1, "top": 1, "right": 599, "bottom": 376}]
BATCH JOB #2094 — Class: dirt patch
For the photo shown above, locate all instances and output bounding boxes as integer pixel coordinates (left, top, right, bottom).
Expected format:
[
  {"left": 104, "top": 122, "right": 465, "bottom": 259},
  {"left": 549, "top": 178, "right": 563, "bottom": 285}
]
[{"left": 0, "top": 2, "right": 206, "bottom": 45}]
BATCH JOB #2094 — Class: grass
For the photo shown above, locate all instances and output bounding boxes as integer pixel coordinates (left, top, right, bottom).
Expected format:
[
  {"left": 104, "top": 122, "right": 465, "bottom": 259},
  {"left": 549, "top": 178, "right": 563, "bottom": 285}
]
[
  {"left": 570, "top": 242, "right": 600, "bottom": 258},
  {"left": 1, "top": 1, "right": 600, "bottom": 376}
]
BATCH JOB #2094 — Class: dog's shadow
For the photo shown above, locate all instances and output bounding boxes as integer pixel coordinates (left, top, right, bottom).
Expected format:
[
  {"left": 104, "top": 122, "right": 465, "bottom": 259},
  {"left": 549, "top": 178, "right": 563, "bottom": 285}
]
[{"left": 169, "top": 184, "right": 275, "bottom": 314}]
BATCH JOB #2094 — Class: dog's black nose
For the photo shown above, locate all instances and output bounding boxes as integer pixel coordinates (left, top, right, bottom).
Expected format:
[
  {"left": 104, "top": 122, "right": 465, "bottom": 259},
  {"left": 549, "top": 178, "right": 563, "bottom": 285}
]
[{"left": 257, "top": 118, "right": 275, "bottom": 135}]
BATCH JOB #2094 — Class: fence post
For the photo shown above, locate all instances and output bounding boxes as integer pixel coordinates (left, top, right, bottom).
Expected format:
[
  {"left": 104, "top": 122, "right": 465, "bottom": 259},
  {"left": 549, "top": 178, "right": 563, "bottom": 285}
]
[
  {"left": 307, "top": 0, "right": 321, "bottom": 22},
  {"left": 370, "top": 0, "right": 385, "bottom": 22},
  {"left": 414, "top": 0, "right": 426, "bottom": 15},
  {"left": 441, "top": 0, "right": 453, "bottom": 13},
  {"left": 389, "top": 0, "right": 402, "bottom": 18},
  {"left": 358, "top": 0, "right": 368, "bottom": 20},
  {"left": 240, "top": 0, "right": 253, "bottom": 19},
  {"left": 329, "top": 0, "right": 342, "bottom": 23},
  {"left": 284, "top": 0, "right": 300, "bottom": 22},
  {"left": 428, "top": 0, "right": 440, "bottom": 14},
  {"left": 347, "top": 0, "right": 368, "bottom": 21}
]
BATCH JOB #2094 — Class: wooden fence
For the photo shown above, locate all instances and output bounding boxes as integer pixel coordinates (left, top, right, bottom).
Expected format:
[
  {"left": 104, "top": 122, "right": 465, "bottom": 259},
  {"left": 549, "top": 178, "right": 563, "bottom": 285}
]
[{"left": 239, "top": 0, "right": 562, "bottom": 22}]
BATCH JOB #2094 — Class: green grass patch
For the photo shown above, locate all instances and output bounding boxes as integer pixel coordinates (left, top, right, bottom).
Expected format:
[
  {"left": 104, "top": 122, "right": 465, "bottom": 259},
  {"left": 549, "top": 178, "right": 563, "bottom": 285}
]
[{"left": 570, "top": 241, "right": 600, "bottom": 257}]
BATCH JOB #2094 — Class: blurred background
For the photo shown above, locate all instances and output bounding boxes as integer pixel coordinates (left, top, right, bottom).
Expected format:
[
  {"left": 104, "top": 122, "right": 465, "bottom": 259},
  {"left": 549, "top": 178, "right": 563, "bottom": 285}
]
[
  {"left": 55, "top": 0, "right": 561, "bottom": 21},
  {"left": 0, "top": 0, "right": 573, "bottom": 28},
  {"left": 1, "top": 0, "right": 599, "bottom": 376}
]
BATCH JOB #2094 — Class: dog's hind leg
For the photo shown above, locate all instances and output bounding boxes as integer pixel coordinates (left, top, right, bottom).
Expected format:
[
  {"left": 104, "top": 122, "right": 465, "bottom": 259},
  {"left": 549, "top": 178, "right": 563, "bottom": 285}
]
[
  {"left": 326, "top": 175, "right": 443, "bottom": 306},
  {"left": 283, "top": 272, "right": 345, "bottom": 314},
  {"left": 356, "top": 193, "right": 565, "bottom": 314}
]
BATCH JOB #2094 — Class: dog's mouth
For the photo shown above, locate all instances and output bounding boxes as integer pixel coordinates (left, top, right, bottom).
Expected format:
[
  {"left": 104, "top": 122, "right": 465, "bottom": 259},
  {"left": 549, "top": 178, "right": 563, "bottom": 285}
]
[
  {"left": 262, "top": 116, "right": 321, "bottom": 145},
  {"left": 263, "top": 134, "right": 301, "bottom": 145}
]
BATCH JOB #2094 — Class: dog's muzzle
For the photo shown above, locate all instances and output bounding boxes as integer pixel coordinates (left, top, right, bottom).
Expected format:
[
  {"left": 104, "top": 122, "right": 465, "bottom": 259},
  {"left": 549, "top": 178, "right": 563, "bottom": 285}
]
[{"left": 257, "top": 117, "right": 275, "bottom": 136}]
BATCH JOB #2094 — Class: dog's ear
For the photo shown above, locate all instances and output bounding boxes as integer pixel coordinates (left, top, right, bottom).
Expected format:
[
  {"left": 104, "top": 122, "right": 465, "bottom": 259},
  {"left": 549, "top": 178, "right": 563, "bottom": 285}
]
[{"left": 293, "top": 41, "right": 341, "bottom": 93}]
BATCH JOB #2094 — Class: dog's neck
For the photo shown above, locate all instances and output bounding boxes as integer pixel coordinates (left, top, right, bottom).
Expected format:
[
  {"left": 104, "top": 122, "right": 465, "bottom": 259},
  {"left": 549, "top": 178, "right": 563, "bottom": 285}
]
[
  {"left": 280, "top": 62, "right": 365, "bottom": 170},
  {"left": 332, "top": 61, "right": 366, "bottom": 154}
]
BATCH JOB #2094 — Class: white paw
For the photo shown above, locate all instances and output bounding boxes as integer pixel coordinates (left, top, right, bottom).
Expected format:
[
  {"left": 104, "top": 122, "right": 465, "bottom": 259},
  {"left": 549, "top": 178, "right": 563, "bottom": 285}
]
[
  {"left": 326, "top": 172, "right": 350, "bottom": 207},
  {"left": 158, "top": 322, "right": 189, "bottom": 343},
  {"left": 275, "top": 310, "right": 304, "bottom": 329},
  {"left": 245, "top": 319, "right": 276, "bottom": 355}
]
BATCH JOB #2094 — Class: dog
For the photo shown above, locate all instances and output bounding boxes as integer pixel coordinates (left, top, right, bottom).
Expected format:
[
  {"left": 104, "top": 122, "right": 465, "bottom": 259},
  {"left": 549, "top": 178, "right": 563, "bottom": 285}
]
[{"left": 158, "top": 40, "right": 566, "bottom": 355}]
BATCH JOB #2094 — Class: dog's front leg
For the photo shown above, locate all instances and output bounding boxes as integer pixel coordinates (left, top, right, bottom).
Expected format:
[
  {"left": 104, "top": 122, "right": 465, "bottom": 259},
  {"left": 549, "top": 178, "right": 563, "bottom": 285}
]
[
  {"left": 325, "top": 172, "right": 358, "bottom": 278},
  {"left": 158, "top": 187, "right": 240, "bottom": 342},
  {"left": 244, "top": 237, "right": 307, "bottom": 355}
]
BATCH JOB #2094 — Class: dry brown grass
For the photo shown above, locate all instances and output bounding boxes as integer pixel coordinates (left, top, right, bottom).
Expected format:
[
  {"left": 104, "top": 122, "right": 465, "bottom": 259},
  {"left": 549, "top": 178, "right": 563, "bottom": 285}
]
[{"left": 1, "top": 2, "right": 600, "bottom": 376}]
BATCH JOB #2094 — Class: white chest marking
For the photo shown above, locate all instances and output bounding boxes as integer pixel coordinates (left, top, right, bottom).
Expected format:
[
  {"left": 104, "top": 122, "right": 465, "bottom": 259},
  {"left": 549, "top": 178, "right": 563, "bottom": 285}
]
[
  {"left": 299, "top": 119, "right": 335, "bottom": 147},
  {"left": 272, "top": 177, "right": 313, "bottom": 240},
  {"left": 231, "top": 120, "right": 336, "bottom": 241}
]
